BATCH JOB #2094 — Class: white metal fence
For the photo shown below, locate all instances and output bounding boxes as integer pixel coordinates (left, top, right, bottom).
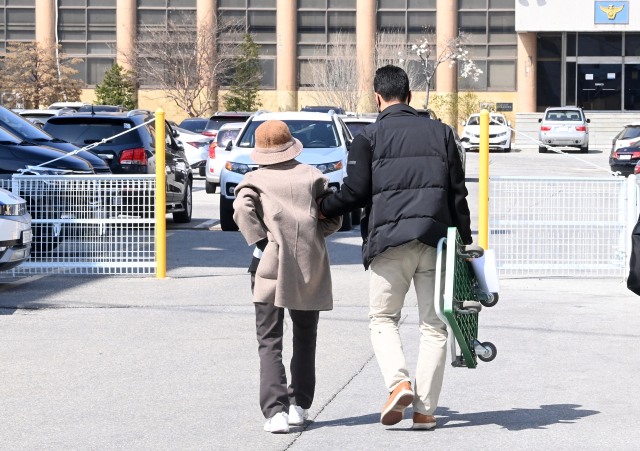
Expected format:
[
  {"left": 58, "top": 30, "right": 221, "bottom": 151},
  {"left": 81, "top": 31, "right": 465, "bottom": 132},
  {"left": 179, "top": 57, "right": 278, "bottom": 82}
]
[
  {"left": 5, "top": 175, "right": 156, "bottom": 275},
  {"left": 489, "top": 176, "right": 636, "bottom": 278}
]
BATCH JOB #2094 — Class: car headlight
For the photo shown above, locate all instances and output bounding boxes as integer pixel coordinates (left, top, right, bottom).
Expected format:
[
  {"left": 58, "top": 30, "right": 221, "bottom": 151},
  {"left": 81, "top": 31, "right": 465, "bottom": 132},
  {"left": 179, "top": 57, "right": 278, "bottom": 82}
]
[
  {"left": 315, "top": 161, "right": 343, "bottom": 174},
  {"left": 24, "top": 166, "right": 73, "bottom": 175},
  {"left": 225, "top": 161, "right": 251, "bottom": 174},
  {"left": 496, "top": 131, "right": 508, "bottom": 137},
  {"left": 0, "top": 202, "right": 27, "bottom": 216}
]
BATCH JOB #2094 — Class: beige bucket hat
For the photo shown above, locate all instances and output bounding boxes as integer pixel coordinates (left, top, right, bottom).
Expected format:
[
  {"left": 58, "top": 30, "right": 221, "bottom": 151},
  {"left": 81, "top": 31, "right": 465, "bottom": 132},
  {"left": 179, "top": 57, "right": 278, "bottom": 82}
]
[{"left": 250, "top": 120, "right": 303, "bottom": 165}]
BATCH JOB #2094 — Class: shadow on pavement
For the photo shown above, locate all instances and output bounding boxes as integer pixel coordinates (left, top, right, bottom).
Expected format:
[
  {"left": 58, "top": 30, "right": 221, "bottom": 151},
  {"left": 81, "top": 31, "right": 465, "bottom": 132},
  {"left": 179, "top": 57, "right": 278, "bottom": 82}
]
[{"left": 306, "top": 413, "right": 380, "bottom": 429}]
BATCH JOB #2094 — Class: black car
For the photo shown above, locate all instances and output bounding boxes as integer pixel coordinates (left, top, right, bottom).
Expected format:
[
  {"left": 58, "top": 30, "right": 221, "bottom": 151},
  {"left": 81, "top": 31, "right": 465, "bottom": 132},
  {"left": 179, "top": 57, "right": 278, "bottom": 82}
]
[
  {"left": 178, "top": 117, "right": 208, "bottom": 134},
  {"left": 202, "top": 112, "right": 253, "bottom": 138},
  {"left": 78, "top": 105, "right": 129, "bottom": 113},
  {"left": 0, "top": 105, "right": 111, "bottom": 173},
  {"left": 609, "top": 143, "right": 640, "bottom": 176},
  {"left": 301, "top": 105, "right": 345, "bottom": 114},
  {"left": 44, "top": 110, "right": 193, "bottom": 223}
]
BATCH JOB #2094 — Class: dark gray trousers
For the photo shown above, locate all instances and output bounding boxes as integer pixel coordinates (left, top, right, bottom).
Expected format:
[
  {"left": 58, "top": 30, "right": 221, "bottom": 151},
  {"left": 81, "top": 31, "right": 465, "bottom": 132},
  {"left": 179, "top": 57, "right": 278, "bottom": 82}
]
[{"left": 253, "top": 275, "right": 320, "bottom": 418}]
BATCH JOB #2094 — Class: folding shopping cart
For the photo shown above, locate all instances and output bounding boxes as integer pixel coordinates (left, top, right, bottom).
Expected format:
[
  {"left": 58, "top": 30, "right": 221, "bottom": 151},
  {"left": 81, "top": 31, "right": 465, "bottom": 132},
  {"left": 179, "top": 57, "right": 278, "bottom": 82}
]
[{"left": 434, "top": 227, "right": 498, "bottom": 369}]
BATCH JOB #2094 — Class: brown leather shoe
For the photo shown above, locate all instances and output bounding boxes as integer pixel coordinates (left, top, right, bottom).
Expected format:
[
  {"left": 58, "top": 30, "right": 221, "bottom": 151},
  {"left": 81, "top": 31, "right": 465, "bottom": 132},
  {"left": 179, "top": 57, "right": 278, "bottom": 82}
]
[
  {"left": 412, "top": 412, "right": 437, "bottom": 430},
  {"left": 380, "top": 381, "right": 414, "bottom": 426}
]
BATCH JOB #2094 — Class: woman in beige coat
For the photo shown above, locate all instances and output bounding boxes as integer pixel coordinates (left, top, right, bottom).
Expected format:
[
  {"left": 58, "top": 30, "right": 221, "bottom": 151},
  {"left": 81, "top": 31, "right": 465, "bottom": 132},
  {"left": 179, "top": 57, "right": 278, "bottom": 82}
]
[{"left": 233, "top": 120, "right": 341, "bottom": 434}]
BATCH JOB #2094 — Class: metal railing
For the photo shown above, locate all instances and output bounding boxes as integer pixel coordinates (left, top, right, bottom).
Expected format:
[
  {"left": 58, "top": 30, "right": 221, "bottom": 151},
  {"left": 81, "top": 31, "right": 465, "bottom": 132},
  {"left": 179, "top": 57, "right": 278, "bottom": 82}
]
[
  {"left": 489, "top": 176, "right": 632, "bottom": 278},
  {"left": 9, "top": 174, "right": 156, "bottom": 275}
]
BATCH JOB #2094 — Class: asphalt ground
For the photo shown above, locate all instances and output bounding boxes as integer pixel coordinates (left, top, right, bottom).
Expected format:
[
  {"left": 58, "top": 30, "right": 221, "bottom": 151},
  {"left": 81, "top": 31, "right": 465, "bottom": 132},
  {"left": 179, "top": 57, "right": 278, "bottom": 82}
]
[{"left": 2, "top": 145, "right": 638, "bottom": 450}]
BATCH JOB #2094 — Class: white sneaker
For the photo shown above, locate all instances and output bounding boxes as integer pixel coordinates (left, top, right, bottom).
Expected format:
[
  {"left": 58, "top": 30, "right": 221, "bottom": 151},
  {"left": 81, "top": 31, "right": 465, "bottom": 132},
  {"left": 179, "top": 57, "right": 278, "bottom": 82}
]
[
  {"left": 263, "top": 412, "right": 289, "bottom": 433},
  {"left": 289, "top": 405, "right": 308, "bottom": 426}
]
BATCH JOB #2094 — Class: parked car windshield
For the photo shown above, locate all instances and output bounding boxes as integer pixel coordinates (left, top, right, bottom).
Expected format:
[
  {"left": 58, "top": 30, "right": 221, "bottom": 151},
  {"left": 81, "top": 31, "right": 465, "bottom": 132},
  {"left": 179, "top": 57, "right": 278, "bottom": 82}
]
[
  {"left": 620, "top": 126, "right": 640, "bottom": 140},
  {"left": 467, "top": 116, "right": 480, "bottom": 126},
  {"left": 0, "top": 106, "right": 56, "bottom": 141},
  {"left": 44, "top": 119, "right": 142, "bottom": 147},
  {"left": 239, "top": 120, "right": 341, "bottom": 149},
  {"left": 179, "top": 119, "right": 208, "bottom": 134},
  {"left": 206, "top": 117, "right": 249, "bottom": 132},
  {"left": 491, "top": 116, "right": 506, "bottom": 125},
  {"left": 0, "top": 126, "right": 22, "bottom": 144},
  {"left": 78, "top": 105, "right": 123, "bottom": 113},
  {"left": 545, "top": 110, "right": 583, "bottom": 121},
  {"left": 216, "top": 129, "right": 240, "bottom": 146}
]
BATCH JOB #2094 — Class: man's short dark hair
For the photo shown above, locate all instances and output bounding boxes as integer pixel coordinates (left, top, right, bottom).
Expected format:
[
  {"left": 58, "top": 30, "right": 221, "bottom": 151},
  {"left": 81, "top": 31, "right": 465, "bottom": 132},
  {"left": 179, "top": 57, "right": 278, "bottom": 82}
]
[{"left": 374, "top": 65, "right": 410, "bottom": 102}]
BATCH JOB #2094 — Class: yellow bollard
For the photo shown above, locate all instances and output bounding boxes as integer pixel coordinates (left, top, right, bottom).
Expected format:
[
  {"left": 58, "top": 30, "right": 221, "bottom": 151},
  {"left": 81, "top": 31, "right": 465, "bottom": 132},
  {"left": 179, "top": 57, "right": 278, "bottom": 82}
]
[
  {"left": 155, "top": 108, "right": 166, "bottom": 278},
  {"left": 479, "top": 109, "right": 489, "bottom": 250}
]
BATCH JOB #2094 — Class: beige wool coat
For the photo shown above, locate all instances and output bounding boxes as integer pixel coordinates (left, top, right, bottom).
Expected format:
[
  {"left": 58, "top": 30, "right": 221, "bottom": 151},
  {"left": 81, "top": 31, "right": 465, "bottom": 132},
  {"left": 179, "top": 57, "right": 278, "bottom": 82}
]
[{"left": 233, "top": 160, "right": 342, "bottom": 311}]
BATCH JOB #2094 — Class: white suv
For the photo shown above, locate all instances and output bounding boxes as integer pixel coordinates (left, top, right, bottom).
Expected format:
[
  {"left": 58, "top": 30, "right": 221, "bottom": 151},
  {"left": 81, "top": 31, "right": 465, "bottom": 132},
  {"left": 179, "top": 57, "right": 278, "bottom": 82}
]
[
  {"left": 205, "top": 122, "right": 244, "bottom": 194},
  {"left": 219, "top": 111, "right": 356, "bottom": 231},
  {"left": 461, "top": 113, "right": 512, "bottom": 152}
]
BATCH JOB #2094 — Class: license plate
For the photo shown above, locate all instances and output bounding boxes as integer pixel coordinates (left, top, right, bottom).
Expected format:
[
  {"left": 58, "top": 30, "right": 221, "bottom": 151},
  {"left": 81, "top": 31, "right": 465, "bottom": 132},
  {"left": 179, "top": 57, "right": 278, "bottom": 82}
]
[
  {"left": 555, "top": 126, "right": 569, "bottom": 132},
  {"left": 22, "top": 230, "right": 33, "bottom": 244},
  {"left": 620, "top": 154, "right": 632, "bottom": 160}
]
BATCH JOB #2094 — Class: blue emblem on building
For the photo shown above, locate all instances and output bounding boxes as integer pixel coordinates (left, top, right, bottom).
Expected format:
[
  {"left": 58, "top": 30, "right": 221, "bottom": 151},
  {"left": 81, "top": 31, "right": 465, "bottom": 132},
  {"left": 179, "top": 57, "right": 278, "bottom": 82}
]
[{"left": 595, "top": 1, "right": 629, "bottom": 24}]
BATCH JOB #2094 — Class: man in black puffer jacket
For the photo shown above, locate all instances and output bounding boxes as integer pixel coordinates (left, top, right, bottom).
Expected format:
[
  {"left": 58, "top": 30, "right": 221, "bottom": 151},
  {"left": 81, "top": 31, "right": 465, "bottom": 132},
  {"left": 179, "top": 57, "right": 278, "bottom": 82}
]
[{"left": 319, "top": 65, "right": 472, "bottom": 430}]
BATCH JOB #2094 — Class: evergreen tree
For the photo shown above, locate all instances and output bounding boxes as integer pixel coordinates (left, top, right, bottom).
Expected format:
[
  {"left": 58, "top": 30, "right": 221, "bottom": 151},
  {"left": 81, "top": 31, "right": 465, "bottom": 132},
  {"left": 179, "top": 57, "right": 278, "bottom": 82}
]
[
  {"left": 94, "top": 63, "right": 136, "bottom": 110},
  {"left": 224, "top": 34, "right": 262, "bottom": 111}
]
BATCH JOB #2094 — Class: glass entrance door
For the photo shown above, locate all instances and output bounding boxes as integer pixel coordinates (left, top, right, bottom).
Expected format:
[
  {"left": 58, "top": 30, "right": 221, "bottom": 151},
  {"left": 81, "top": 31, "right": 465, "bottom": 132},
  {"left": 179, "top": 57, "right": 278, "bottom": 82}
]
[{"left": 577, "top": 64, "right": 622, "bottom": 110}]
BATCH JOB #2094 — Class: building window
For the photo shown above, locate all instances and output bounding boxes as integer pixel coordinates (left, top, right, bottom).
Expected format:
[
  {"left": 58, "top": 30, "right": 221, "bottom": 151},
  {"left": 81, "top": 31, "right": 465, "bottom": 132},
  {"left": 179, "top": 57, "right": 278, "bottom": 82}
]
[
  {"left": 375, "top": 0, "right": 436, "bottom": 91},
  {"left": 297, "top": 0, "right": 356, "bottom": 89},
  {"left": 58, "top": 0, "right": 116, "bottom": 86},
  {"left": 536, "top": 33, "right": 561, "bottom": 111},
  {"left": 219, "top": 0, "right": 276, "bottom": 89},
  {"left": 458, "top": 0, "right": 516, "bottom": 91},
  {"left": 0, "top": 1, "right": 36, "bottom": 55}
]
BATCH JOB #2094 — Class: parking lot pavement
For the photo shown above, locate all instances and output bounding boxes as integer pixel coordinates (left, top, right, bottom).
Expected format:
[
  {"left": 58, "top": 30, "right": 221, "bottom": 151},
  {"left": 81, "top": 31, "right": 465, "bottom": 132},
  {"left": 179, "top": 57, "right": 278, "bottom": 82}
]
[{"left": 0, "top": 144, "right": 633, "bottom": 450}]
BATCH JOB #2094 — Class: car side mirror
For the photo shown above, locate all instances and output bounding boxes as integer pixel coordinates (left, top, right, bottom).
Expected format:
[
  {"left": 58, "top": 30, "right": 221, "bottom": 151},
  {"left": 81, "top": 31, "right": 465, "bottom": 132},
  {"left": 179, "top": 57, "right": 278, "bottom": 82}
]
[
  {"left": 586, "top": 119, "right": 591, "bottom": 123},
  {"left": 507, "top": 120, "right": 511, "bottom": 127},
  {"left": 225, "top": 140, "right": 233, "bottom": 151},
  {"left": 172, "top": 130, "right": 179, "bottom": 138},
  {"left": 177, "top": 143, "right": 184, "bottom": 152},
  {"left": 346, "top": 140, "right": 351, "bottom": 150},
  {"left": 538, "top": 118, "right": 543, "bottom": 123},
  {"left": 462, "top": 120, "right": 466, "bottom": 126}
]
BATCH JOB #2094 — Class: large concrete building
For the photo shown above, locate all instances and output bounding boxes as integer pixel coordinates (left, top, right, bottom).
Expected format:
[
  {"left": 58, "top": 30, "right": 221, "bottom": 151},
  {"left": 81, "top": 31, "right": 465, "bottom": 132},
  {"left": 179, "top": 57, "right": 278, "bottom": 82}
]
[{"left": 4, "top": 0, "right": 640, "bottom": 126}]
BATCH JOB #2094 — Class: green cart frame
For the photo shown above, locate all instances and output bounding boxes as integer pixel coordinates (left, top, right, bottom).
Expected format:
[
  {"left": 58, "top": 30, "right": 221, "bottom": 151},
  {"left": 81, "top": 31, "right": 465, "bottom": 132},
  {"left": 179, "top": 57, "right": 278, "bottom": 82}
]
[{"left": 434, "top": 227, "right": 497, "bottom": 369}]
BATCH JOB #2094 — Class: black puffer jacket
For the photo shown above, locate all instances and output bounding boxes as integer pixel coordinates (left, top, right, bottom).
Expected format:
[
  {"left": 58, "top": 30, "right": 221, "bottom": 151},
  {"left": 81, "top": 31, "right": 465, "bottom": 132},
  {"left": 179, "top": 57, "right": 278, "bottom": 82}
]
[{"left": 320, "top": 103, "right": 472, "bottom": 269}]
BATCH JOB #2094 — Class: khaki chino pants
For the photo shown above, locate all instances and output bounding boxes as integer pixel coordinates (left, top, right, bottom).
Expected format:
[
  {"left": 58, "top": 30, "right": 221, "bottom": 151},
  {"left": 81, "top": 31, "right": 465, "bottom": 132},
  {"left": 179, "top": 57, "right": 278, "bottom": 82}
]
[{"left": 369, "top": 239, "right": 447, "bottom": 416}]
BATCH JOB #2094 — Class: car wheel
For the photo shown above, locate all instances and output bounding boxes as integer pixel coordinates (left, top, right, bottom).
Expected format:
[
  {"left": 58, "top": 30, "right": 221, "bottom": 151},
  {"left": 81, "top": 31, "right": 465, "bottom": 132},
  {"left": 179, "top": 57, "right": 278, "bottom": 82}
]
[
  {"left": 173, "top": 182, "right": 192, "bottom": 223},
  {"left": 351, "top": 208, "right": 361, "bottom": 226},
  {"left": 580, "top": 145, "right": 588, "bottom": 153},
  {"left": 220, "top": 196, "right": 239, "bottom": 231},
  {"left": 339, "top": 211, "right": 352, "bottom": 232},
  {"left": 539, "top": 146, "right": 548, "bottom": 153},
  {"left": 205, "top": 181, "right": 217, "bottom": 194},
  {"left": 199, "top": 167, "right": 206, "bottom": 177}
]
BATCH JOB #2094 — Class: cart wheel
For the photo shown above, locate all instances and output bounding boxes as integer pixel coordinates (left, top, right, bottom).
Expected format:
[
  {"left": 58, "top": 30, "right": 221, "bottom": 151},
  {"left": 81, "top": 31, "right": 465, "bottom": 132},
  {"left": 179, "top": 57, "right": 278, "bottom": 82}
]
[
  {"left": 477, "top": 342, "right": 497, "bottom": 362},
  {"left": 458, "top": 244, "right": 484, "bottom": 259},
  {"left": 480, "top": 292, "right": 499, "bottom": 308}
]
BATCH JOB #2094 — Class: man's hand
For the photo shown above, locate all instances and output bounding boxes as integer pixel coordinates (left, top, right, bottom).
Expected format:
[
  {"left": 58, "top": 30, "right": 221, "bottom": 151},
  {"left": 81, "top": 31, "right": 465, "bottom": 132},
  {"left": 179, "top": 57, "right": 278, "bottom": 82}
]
[{"left": 316, "top": 198, "right": 326, "bottom": 219}]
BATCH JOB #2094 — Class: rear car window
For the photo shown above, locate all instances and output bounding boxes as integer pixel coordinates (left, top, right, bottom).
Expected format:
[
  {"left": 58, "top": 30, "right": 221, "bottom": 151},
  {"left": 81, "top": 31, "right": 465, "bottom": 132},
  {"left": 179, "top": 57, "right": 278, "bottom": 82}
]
[
  {"left": 621, "top": 126, "right": 640, "bottom": 140},
  {"left": 206, "top": 117, "right": 249, "bottom": 132},
  {"left": 179, "top": 119, "right": 208, "bottom": 134},
  {"left": 239, "top": 120, "right": 341, "bottom": 149},
  {"left": 44, "top": 119, "right": 142, "bottom": 147},
  {"left": 345, "top": 123, "right": 367, "bottom": 137},
  {"left": 545, "top": 110, "right": 583, "bottom": 121},
  {"left": 216, "top": 129, "right": 240, "bottom": 145}
]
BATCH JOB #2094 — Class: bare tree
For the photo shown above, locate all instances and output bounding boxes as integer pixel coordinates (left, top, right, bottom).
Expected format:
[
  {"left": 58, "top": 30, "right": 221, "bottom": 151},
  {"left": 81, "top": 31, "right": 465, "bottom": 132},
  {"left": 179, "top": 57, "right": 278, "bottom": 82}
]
[
  {"left": 307, "top": 32, "right": 362, "bottom": 113},
  {"left": 0, "top": 42, "right": 83, "bottom": 109},
  {"left": 122, "top": 15, "right": 241, "bottom": 117},
  {"left": 408, "top": 32, "right": 482, "bottom": 108},
  {"left": 375, "top": 31, "right": 426, "bottom": 93}
]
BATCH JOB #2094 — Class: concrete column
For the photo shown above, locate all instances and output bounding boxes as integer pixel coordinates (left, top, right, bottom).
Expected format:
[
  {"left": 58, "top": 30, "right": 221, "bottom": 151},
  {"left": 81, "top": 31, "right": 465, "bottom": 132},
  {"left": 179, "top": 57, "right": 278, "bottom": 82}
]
[
  {"left": 517, "top": 32, "right": 537, "bottom": 113},
  {"left": 198, "top": 0, "right": 217, "bottom": 112},
  {"left": 116, "top": 0, "right": 136, "bottom": 70},
  {"left": 357, "top": 0, "right": 376, "bottom": 112},
  {"left": 276, "top": 0, "right": 297, "bottom": 111},
  {"left": 435, "top": 0, "right": 458, "bottom": 95},
  {"left": 35, "top": 0, "right": 55, "bottom": 47}
]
